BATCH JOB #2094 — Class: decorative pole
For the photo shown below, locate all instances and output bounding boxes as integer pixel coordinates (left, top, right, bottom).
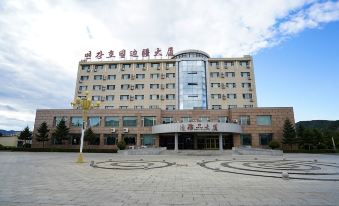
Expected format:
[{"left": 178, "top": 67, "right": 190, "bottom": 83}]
[{"left": 71, "top": 91, "right": 100, "bottom": 163}]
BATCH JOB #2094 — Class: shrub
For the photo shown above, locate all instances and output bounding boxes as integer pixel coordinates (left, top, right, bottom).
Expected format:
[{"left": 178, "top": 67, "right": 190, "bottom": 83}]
[
  {"left": 268, "top": 140, "right": 280, "bottom": 149},
  {"left": 117, "top": 140, "right": 126, "bottom": 150}
]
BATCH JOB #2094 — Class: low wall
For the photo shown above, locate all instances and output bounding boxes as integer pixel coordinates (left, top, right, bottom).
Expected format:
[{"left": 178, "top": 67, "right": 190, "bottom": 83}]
[
  {"left": 232, "top": 147, "right": 283, "bottom": 156},
  {"left": 118, "top": 147, "right": 167, "bottom": 155}
]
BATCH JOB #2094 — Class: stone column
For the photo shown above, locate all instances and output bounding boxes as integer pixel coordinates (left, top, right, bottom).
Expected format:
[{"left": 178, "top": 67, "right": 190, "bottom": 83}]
[
  {"left": 136, "top": 133, "right": 141, "bottom": 147},
  {"left": 219, "top": 133, "right": 223, "bottom": 151},
  {"left": 174, "top": 133, "right": 178, "bottom": 152}
]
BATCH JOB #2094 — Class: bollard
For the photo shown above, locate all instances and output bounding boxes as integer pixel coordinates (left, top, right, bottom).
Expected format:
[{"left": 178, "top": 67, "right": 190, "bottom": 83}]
[
  {"left": 90, "top": 160, "right": 95, "bottom": 167},
  {"left": 314, "top": 159, "right": 318, "bottom": 163},
  {"left": 282, "top": 171, "right": 289, "bottom": 180}
]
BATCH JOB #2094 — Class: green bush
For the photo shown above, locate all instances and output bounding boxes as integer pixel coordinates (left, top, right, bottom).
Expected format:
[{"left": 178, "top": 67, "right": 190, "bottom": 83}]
[
  {"left": 2, "top": 147, "right": 118, "bottom": 153},
  {"left": 268, "top": 140, "right": 280, "bottom": 149},
  {"left": 117, "top": 140, "right": 126, "bottom": 150}
]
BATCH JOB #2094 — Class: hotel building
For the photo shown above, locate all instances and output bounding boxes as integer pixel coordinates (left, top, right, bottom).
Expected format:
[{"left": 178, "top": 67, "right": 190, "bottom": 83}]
[{"left": 32, "top": 49, "right": 294, "bottom": 150}]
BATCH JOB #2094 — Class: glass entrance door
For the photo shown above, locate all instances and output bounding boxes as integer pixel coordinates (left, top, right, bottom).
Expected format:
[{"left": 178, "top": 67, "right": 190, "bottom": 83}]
[{"left": 197, "top": 137, "right": 219, "bottom": 149}]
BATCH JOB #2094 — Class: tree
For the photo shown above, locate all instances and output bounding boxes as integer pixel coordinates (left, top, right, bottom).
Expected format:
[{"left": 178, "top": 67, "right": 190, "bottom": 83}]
[
  {"left": 52, "top": 119, "right": 69, "bottom": 144},
  {"left": 18, "top": 126, "right": 32, "bottom": 148},
  {"left": 282, "top": 119, "right": 296, "bottom": 150},
  {"left": 35, "top": 122, "right": 50, "bottom": 148},
  {"left": 84, "top": 127, "right": 97, "bottom": 148},
  {"left": 117, "top": 139, "right": 126, "bottom": 150},
  {"left": 268, "top": 140, "right": 280, "bottom": 149},
  {"left": 301, "top": 128, "right": 315, "bottom": 150}
]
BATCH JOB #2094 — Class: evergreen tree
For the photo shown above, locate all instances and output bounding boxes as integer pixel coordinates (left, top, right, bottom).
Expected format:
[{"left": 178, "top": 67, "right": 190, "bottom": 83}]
[
  {"left": 35, "top": 122, "right": 50, "bottom": 148},
  {"left": 18, "top": 126, "right": 32, "bottom": 147},
  {"left": 84, "top": 127, "right": 97, "bottom": 149},
  {"left": 52, "top": 119, "right": 69, "bottom": 144},
  {"left": 301, "top": 128, "right": 315, "bottom": 150},
  {"left": 282, "top": 119, "right": 296, "bottom": 150}
]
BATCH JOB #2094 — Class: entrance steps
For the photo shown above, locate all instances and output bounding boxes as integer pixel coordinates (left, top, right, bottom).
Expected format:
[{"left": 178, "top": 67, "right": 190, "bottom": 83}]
[{"left": 160, "top": 149, "right": 233, "bottom": 156}]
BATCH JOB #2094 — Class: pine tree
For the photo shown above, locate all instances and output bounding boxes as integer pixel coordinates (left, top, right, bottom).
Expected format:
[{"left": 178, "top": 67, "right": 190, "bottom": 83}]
[
  {"left": 282, "top": 119, "right": 296, "bottom": 150},
  {"left": 35, "top": 122, "right": 50, "bottom": 148},
  {"left": 18, "top": 126, "right": 32, "bottom": 148},
  {"left": 52, "top": 119, "right": 69, "bottom": 144},
  {"left": 84, "top": 127, "right": 97, "bottom": 149}
]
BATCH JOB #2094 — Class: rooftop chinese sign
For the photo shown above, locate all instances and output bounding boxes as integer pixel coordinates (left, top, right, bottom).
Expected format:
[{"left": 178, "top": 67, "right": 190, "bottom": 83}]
[{"left": 83, "top": 47, "right": 174, "bottom": 61}]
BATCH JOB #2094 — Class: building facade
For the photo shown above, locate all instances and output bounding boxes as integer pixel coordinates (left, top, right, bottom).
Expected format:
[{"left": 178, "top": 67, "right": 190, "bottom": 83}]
[{"left": 32, "top": 49, "right": 294, "bottom": 150}]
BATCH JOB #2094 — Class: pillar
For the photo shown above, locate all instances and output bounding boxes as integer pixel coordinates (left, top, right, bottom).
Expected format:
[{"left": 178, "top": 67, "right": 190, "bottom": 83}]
[
  {"left": 174, "top": 133, "right": 178, "bottom": 152},
  {"left": 219, "top": 133, "right": 223, "bottom": 151}
]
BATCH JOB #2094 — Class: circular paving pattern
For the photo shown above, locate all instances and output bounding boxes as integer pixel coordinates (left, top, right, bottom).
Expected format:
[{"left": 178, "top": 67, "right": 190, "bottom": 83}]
[
  {"left": 93, "top": 159, "right": 175, "bottom": 170},
  {"left": 198, "top": 159, "right": 339, "bottom": 181}
]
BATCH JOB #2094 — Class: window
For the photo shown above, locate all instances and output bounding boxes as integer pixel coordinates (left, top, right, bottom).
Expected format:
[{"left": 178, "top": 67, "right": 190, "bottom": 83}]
[
  {"left": 166, "top": 105, "right": 175, "bottom": 110},
  {"left": 109, "top": 64, "right": 117, "bottom": 69},
  {"left": 141, "top": 134, "right": 155, "bottom": 146},
  {"left": 211, "top": 83, "right": 220, "bottom": 88},
  {"left": 166, "top": 62, "right": 175, "bottom": 68},
  {"left": 218, "top": 116, "right": 228, "bottom": 123},
  {"left": 241, "top": 72, "right": 250, "bottom": 78},
  {"left": 227, "top": 94, "right": 237, "bottom": 99},
  {"left": 240, "top": 61, "right": 249, "bottom": 67},
  {"left": 150, "top": 95, "right": 159, "bottom": 100},
  {"left": 257, "top": 115, "right": 272, "bottom": 125},
  {"left": 92, "top": 96, "right": 101, "bottom": 101},
  {"left": 105, "top": 106, "right": 114, "bottom": 109},
  {"left": 241, "top": 134, "right": 252, "bottom": 145},
  {"left": 106, "top": 95, "right": 114, "bottom": 101},
  {"left": 123, "top": 116, "right": 137, "bottom": 127},
  {"left": 88, "top": 134, "right": 100, "bottom": 145},
  {"left": 123, "top": 135, "right": 136, "bottom": 145},
  {"left": 108, "top": 75, "right": 116, "bottom": 80},
  {"left": 122, "top": 64, "right": 131, "bottom": 69},
  {"left": 121, "top": 84, "right": 130, "bottom": 90},
  {"left": 80, "top": 76, "right": 89, "bottom": 81},
  {"left": 79, "top": 86, "right": 87, "bottom": 91},
  {"left": 95, "top": 65, "right": 103, "bottom": 70},
  {"left": 54, "top": 117, "right": 66, "bottom": 127},
  {"left": 134, "top": 106, "right": 143, "bottom": 109},
  {"left": 242, "top": 83, "right": 251, "bottom": 88},
  {"left": 225, "top": 72, "right": 235, "bottom": 77},
  {"left": 166, "top": 94, "right": 175, "bottom": 100},
  {"left": 120, "top": 95, "right": 129, "bottom": 100},
  {"left": 244, "top": 105, "right": 253, "bottom": 108},
  {"left": 239, "top": 115, "right": 250, "bottom": 125},
  {"left": 135, "top": 84, "right": 144, "bottom": 90},
  {"left": 93, "top": 85, "right": 101, "bottom": 91},
  {"left": 120, "top": 106, "right": 128, "bottom": 109},
  {"left": 210, "top": 62, "right": 219, "bottom": 67},
  {"left": 104, "top": 134, "right": 116, "bottom": 145},
  {"left": 82, "top": 65, "right": 90, "bottom": 70},
  {"left": 150, "top": 73, "right": 159, "bottom": 79},
  {"left": 259, "top": 133, "right": 273, "bottom": 145},
  {"left": 210, "top": 72, "right": 219, "bottom": 78},
  {"left": 228, "top": 105, "right": 237, "bottom": 109},
  {"left": 94, "top": 75, "right": 102, "bottom": 80},
  {"left": 243, "top": 93, "right": 253, "bottom": 99},
  {"left": 105, "top": 117, "right": 119, "bottom": 127},
  {"left": 166, "top": 73, "right": 175, "bottom": 78},
  {"left": 162, "top": 117, "right": 173, "bottom": 124},
  {"left": 71, "top": 117, "right": 83, "bottom": 127},
  {"left": 136, "top": 63, "right": 145, "bottom": 68},
  {"left": 211, "top": 94, "right": 221, "bottom": 99},
  {"left": 142, "top": 116, "right": 156, "bottom": 127},
  {"left": 166, "top": 83, "right": 175, "bottom": 89},
  {"left": 135, "top": 95, "right": 144, "bottom": 100},
  {"left": 149, "top": 105, "right": 159, "bottom": 109},
  {"left": 107, "top": 85, "right": 115, "bottom": 90},
  {"left": 212, "top": 105, "right": 222, "bottom": 110},
  {"left": 224, "top": 61, "right": 234, "bottom": 67},
  {"left": 151, "top": 63, "right": 160, "bottom": 68},
  {"left": 122, "top": 74, "right": 130, "bottom": 80},
  {"left": 226, "top": 83, "right": 236, "bottom": 88},
  {"left": 136, "top": 74, "right": 145, "bottom": 79},
  {"left": 150, "top": 84, "right": 160, "bottom": 89},
  {"left": 200, "top": 117, "right": 209, "bottom": 123},
  {"left": 89, "top": 117, "right": 100, "bottom": 127},
  {"left": 181, "top": 117, "right": 191, "bottom": 123}
]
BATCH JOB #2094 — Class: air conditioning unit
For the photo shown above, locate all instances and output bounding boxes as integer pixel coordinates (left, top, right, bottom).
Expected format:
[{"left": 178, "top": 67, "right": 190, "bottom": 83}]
[
  {"left": 121, "top": 68, "right": 125, "bottom": 71},
  {"left": 77, "top": 91, "right": 82, "bottom": 94},
  {"left": 130, "top": 96, "right": 134, "bottom": 101},
  {"left": 130, "top": 85, "right": 134, "bottom": 90},
  {"left": 248, "top": 77, "right": 251, "bottom": 80},
  {"left": 94, "top": 68, "right": 97, "bottom": 72},
  {"left": 142, "top": 67, "right": 146, "bottom": 71},
  {"left": 166, "top": 67, "right": 170, "bottom": 70},
  {"left": 221, "top": 83, "right": 225, "bottom": 89},
  {"left": 111, "top": 128, "right": 116, "bottom": 133},
  {"left": 222, "top": 94, "right": 226, "bottom": 100},
  {"left": 161, "top": 74, "right": 165, "bottom": 79},
  {"left": 224, "top": 66, "right": 228, "bottom": 69},
  {"left": 221, "top": 73, "right": 225, "bottom": 78},
  {"left": 249, "top": 88, "right": 253, "bottom": 91},
  {"left": 103, "top": 76, "right": 106, "bottom": 80},
  {"left": 79, "top": 80, "right": 83, "bottom": 83},
  {"left": 87, "top": 69, "right": 91, "bottom": 72},
  {"left": 102, "top": 86, "right": 106, "bottom": 91},
  {"left": 216, "top": 66, "right": 220, "bottom": 69},
  {"left": 123, "top": 128, "right": 129, "bottom": 133},
  {"left": 161, "top": 84, "right": 165, "bottom": 89},
  {"left": 160, "top": 95, "right": 164, "bottom": 100},
  {"left": 101, "top": 96, "right": 105, "bottom": 101},
  {"left": 233, "top": 119, "right": 238, "bottom": 123},
  {"left": 250, "top": 99, "right": 254, "bottom": 102},
  {"left": 246, "top": 65, "right": 250, "bottom": 69},
  {"left": 131, "top": 75, "right": 135, "bottom": 80},
  {"left": 157, "top": 67, "right": 161, "bottom": 70}
]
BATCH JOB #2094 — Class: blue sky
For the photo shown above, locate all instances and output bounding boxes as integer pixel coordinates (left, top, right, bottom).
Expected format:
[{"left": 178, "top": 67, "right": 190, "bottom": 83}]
[{"left": 0, "top": 0, "right": 339, "bottom": 130}]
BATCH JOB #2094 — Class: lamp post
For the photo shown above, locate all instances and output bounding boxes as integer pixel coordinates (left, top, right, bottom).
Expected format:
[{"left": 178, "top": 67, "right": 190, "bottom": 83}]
[{"left": 71, "top": 91, "right": 100, "bottom": 163}]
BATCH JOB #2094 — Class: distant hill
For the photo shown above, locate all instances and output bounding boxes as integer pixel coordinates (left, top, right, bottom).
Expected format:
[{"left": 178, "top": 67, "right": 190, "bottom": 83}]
[
  {"left": 0, "top": 129, "right": 20, "bottom": 136},
  {"left": 296, "top": 120, "right": 339, "bottom": 131}
]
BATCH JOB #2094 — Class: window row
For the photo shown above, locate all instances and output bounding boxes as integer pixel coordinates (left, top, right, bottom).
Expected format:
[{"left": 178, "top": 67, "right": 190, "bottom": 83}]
[
  {"left": 79, "top": 73, "right": 175, "bottom": 82},
  {"left": 79, "top": 83, "right": 176, "bottom": 91},
  {"left": 238, "top": 115, "right": 272, "bottom": 126},
  {"left": 210, "top": 72, "right": 251, "bottom": 78},
  {"left": 211, "top": 105, "right": 253, "bottom": 109},
  {"left": 240, "top": 133, "right": 273, "bottom": 146},
  {"left": 209, "top": 60, "right": 250, "bottom": 68},
  {"left": 84, "top": 94, "right": 176, "bottom": 101},
  {"left": 81, "top": 62, "right": 176, "bottom": 71},
  {"left": 210, "top": 93, "right": 253, "bottom": 99},
  {"left": 210, "top": 82, "right": 252, "bottom": 89}
]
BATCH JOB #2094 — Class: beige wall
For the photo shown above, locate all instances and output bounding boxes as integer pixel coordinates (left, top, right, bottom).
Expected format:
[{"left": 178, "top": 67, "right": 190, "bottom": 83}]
[{"left": 0, "top": 136, "right": 18, "bottom": 147}]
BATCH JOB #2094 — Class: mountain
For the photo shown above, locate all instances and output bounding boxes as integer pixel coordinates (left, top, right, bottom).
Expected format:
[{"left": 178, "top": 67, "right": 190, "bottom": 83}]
[
  {"left": 296, "top": 120, "right": 339, "bottom": 131},
  {"left": 0, "top": 130, "right": 20, "bottom": 136}
]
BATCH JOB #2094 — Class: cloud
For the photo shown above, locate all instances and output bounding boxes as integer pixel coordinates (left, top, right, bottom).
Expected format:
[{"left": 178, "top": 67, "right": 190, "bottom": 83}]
[{"left": 0, "top": 0, "right": 339, "bottom": 130}]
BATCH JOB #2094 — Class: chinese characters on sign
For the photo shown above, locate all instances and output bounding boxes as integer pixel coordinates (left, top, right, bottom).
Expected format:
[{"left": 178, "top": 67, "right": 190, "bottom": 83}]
[
  {"left": 180, "top": 123, "right": 218, "bottom": 132},
  {"left": 84, "top": 47, "right": 174, "bottom": 60}
]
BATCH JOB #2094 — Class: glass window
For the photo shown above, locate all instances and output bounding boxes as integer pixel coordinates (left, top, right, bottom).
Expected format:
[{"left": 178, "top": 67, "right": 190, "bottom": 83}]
[
  {"left": 123, "top": 116, "right": 137, "bottom": 127},
  {"left": 227, "top": 94, "right": 237, "bottom": 99},
  {"left": 211, "top": 94, "right": 221, "bottom": 99},
  {"left": 225, "top": 72, "right": 235, "bottom": 77},
  {"left": 141, "top": 134, "right": 155, "bottom": 146},
  {"left": 212, "top": 105, "right": 222, "bottom": 110},
  {"left": 149, "top": 105, "right": 159, "bottom": 109},
  {"left": 259, "top": 133, "right": 273, "bottom": 145},
  {"left": 244, "top": 105, "right": 253, "bottom": 108},
  {"left": 122, "top": 74, "right": 130, "bottom": 80},
  {"left": 106, "top": 95, "right": 114, "bottom": 101},
  {"left": 88, "top": 134, "right": 100, "bottom": 145},
  {"left": 224, "top": 61, "right": 234, "bottom": 67},
  {"left": 94, "top": 75, "right": 102, "bottom": 80},
  {"left": 243, "top": 93, "right": 253, "bottom": 99},
  {"left": 105, "top": 117, "right": 119, "bottom": 127},
  {"left": 166, "top": 105, "right": 175, "bottom": 110},
  {"left": 93, "top": 85, "right": 101, "bottom": 91},
  {"left": 79, "top": 86, "right": 87, "bottom": 91},
  {"left": 242, "top": 83, "right": 251, "bottom": 88},
  {"left": 166, "top": 83, "right": 175, "bottom": 89},
  {"left": 82, "top": 65, "right": 90, "bottom": 70},
  {"left": 166, "top": 94, "right": 175, "bottom": 100},
  {"left": 120, "top": 95, "right": 129, "bottom": 100},
  {"left": 109, "top": 64, "right": 117, "bottom": 69},
  {"left": 105, "top": 106, "right": 114, "bottom": 109},
  {"left": 239, "top": 115, "right": 250, "bottom": 125},
  {"left": 241, "top": 72, "right": 250, "bottom": 78},
  {"left": 228, "top": 105, "right": 237, "bottom": 109},
  {"left": 200, "top": 117, "right": 209, "bottom": 123},
  {"left": 150, "top": 73, "right": 159, "bottom": 79},
  {"left": 211, "top": 83, "right": 220, "bottom": 88},
  {"left": 135, "top": 84, "right": 144, "bottom": 90},
  {"left": 134, "top": 106, "right": 143, "bottom": 109},
  {"left": 142, "top": 116, "right": 156, "bottom": 127},
  {"left": 210, "top": 72, "right": 219, "bottom": 78},
  {"left": 92, "top": 96, "right": 101, "bottom": 101},
  {"left": 257, "top": 115, "right": 272, "bottom": 125},
  {"left": 181, "top": 117, "right": 191, "bottom": 123},
  {"left": 95, "top": 65, "right": 103, "bottom": 70},
  {"left": 150, "top": 95, "right": 159, "bottom": 100},
  {"left": 54, "top": 117, "right": 66, "bottom": 127},
  {"left": 80, "top": 76, "right": 89, "bottom": 81},
  {"left": 122, "top": 64, "right": 131, "bottom": 69},
  {"left": 71, "top": 117, "right": 83, "bottom": 127},
  {"left": 136, "top": 74, "right": 145, "bottom": 79},
  {"left": 108, "top": 75, "right": 116, "bottom": 80},
  {"left": 121, "top": 84, "right": 130, "bottom": 90},
  {"left": 104, "top": 134, "right": 117, "bottom": 145},
  {"left": 123, "top": 135, "right": 136, "bottom": 145},
  {"left": 166, "top": 62, "right": 175, "bottom": 67},
  {"left": 107, "top": 85, "right": 115, "bottom": 90},
  {"left": 162, "top": 117, "right": 173, "bottom": 124},
  {"left": 135, "top": 95, "right": 144, "bottom": 100},
  {"left": 218, "top": 116, "right": 228, "bottom": 123},
  {"left": 136, "top": 63, "right": 145, "bottom": 68},
  {"left": 150, "top": 84, "right": 159, "bottom": 89},
  {"left": 226, "top": 83, "right": 236, "bottom": 88},
  {"left": 166, "top": 73, "right": 175, "bottom": 78},
  {"left": 241, "top": 134, "right": 252, "bottom": 146},
  {"left": 120, "top": 106, "right": 128, "bottom": 109},
  {"left": 151, "top": 63, "right": 160, "bottom": 68},
  {"left": 89, "top": 117, "right": 100, "bottom": 127}
]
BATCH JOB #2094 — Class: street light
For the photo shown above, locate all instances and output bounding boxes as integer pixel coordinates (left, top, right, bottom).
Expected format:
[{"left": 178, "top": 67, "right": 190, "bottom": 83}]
[{"left": 71, "top": 91, "right": 100, "bottom": 163}]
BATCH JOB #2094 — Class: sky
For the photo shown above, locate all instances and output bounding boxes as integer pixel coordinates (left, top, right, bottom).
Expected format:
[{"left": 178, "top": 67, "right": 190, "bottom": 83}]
[{"left": 0, "top": 0, "right": 339, "bottom": 131}]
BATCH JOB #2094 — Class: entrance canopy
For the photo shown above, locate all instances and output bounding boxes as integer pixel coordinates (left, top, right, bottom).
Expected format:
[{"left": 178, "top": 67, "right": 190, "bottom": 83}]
[{"left": 152, "top": 122, "right": 242, "bottom": 134}]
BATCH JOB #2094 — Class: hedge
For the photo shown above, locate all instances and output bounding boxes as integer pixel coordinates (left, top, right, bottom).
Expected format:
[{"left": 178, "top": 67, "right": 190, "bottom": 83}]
[
  {"left": 283, "top": 149, "right": 339, "bottom": 153},
  {"left": 0, "top": 147, "right": 118, "bottom": 153}
]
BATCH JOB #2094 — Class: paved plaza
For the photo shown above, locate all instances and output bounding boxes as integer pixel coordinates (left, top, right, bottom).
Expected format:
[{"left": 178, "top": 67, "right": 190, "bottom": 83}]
[{"left": 1, "top": 151, "right": 339, "bottom": 206}]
